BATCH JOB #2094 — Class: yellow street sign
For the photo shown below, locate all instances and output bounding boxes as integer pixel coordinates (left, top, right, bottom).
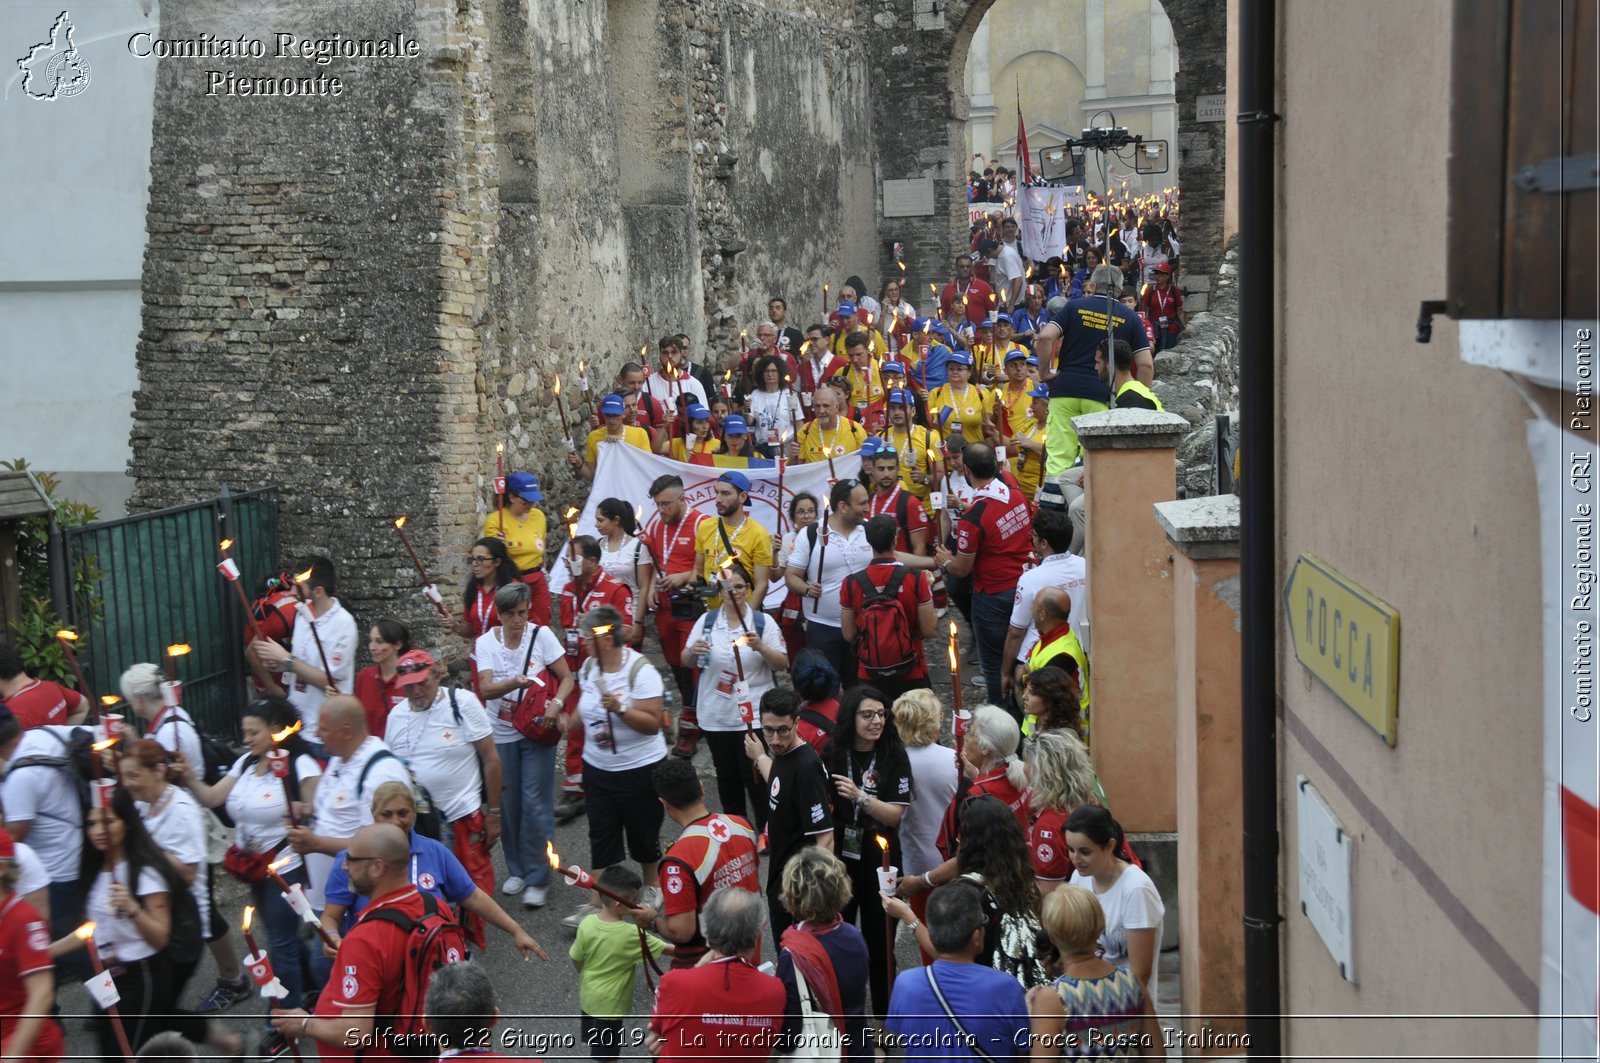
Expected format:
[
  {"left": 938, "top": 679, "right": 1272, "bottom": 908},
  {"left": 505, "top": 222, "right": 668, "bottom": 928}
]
[{"left": 1283, "top": 554, "right": 1401, "bottom": 745}]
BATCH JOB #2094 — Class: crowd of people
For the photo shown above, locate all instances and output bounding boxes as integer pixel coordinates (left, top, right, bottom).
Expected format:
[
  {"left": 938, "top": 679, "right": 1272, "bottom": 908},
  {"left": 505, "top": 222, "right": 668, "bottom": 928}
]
[{"left": 0, "top": 188, "right": 1184, "bottom": 1060}]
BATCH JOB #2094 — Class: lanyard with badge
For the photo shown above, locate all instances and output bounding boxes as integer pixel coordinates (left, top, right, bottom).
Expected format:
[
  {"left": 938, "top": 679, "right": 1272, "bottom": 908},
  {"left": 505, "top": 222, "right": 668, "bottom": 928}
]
[{"left": 840, "top": 748, "right": 878, "bottom": 860}]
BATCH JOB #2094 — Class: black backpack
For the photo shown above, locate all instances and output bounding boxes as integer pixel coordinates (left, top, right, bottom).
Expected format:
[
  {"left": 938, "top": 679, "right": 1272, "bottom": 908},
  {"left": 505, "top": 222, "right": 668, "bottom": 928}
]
[
  {"left": 6, "top": 727, "right": 98, "bottom": 813},
  {"left": 848, "top": 569, "right": 919, "bottom": 680},
  {"left": 155, "top": 712, "right": 237, "bottom": 826}
]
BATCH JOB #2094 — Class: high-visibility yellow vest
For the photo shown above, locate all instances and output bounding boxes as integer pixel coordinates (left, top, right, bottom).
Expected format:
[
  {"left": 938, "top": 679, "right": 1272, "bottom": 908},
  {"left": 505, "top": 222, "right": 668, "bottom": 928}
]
[
  {"left": 1027, "top": 624, "right": 1091, "bottom": 742},
  {"left": 1115, "top": 379, "right": 1164, "bottom": 411}
]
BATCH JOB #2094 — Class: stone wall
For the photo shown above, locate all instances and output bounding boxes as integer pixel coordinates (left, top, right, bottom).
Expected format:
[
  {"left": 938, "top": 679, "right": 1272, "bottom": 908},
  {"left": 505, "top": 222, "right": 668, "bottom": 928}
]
[
  {"left": 1158, "top": 235, "right": 1240, "bottom": 497},
  {"left": 129, "top": 0, "right": 878, "bottom": 648}
]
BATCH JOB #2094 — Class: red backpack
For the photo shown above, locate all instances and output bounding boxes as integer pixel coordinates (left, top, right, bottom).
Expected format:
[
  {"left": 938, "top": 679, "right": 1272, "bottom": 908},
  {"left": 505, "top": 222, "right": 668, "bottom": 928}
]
[
  {"left": 363, "top": 893, "right": 470, "bottom": 1056},
  {"left": 848, "top": 569, "right": 918, "bottom": 680}
]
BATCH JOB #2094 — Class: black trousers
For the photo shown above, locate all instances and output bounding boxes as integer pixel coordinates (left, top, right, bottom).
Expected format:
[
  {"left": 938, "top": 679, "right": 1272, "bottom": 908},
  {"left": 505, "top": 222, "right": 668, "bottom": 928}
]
[
  {"left": 704, "top": 729, "right": 768, "bottom": 832},
  {"left": 840, "top": 850, "right": 894, "bottom": 1016},
  {"left": 98, "top": 951, "right": 206, "bottom": 1058}
]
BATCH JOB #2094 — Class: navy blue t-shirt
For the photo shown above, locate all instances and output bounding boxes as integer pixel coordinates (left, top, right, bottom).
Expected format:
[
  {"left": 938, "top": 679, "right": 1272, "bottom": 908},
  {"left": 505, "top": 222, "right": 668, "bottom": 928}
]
[{"left": 1045, "top": 295, "right": 1148, "bottom": 403}]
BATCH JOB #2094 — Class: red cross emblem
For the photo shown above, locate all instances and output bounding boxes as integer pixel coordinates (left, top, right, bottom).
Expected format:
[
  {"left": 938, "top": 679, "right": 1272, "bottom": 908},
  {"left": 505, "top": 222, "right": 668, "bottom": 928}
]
[
  {"left": 709, "top": 819, "right": 729, "bottom": 842},
  {"left": 441, "top": 730, "right": 454, "bottom": 742}
]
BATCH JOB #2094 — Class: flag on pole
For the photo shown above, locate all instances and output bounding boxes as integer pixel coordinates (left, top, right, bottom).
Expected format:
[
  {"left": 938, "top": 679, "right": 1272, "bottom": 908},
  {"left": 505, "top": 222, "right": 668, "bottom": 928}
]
[{"left": 1016, "top": 83, "right": 1033, "bottom": 184}]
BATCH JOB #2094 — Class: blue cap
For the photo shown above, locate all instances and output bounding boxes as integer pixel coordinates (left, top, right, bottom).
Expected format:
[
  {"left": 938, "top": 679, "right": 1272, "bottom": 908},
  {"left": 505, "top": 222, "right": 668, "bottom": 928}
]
[
  {"left": 860, "top": 436, "right": 887, "bottom": 458},
  {"left": 976, "top": 317, "right": 995, "bottom": 330},
  {"left": 1005, "top": 347, "right": 1028, "bottom": 363},
  {"left": 722, "top": 414, "right": 749, "bottom": 435},
  {"left": 887, "top": 388, "right": 914, "bottom": 406},
  {"left": 505, "top": 471, "right": 543, "bottom": 503},
  {"left": 995, "top": 312, "right": 1013, "bottom": 324},
  {"left": 717, "top": 470, "right": 752, "bottom": 493},
  {"left": 1026, "top": 354, "right": 1039, "bottom": 366},
  {"left": 835, "top": 301, "right": 858, "bottom": 317},
  {"left": 910, "top": 317, "right": 933, "bottom": 333},
  {"left": 686, "top": 403, "right": 711, "bottom": 422},
  {"left": 880, "top": 361, "right": 906, "bottom": 376},
  {"left": 948, "top": 350, "right": 974, "bottom": 367},
  {"left": 1028, "top": 384, "right": 1050, "bottom": 399},
  {"left": 599, "top": 394, "right": 625, "bottom": 416}
]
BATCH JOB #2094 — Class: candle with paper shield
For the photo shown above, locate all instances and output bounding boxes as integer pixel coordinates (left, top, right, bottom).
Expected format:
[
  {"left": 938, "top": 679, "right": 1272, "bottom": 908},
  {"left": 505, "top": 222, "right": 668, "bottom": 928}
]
[
  {"left": 218, "top": 539, "right": 268, "bottom": 641},
  {"left": 163, "top": 642, "right": 191, "bottom": 680},
  {"left": 76, "top": 923, "right": 136, "bottom": 1062},
  {"left": 288, "top": 567, "right": 337, "bottom": 690},
  {"left": 874, "top": 833, "right": 897, "bottom": 890},
  {"left": 948, "top": 620, "right": 968, "bottom": 759},
  {"left": 547, "top": 842, "right": 638, "bottom": 907},
  {"left": 266, "top": 856, "right": 340, "bottom": 950},
  {"left": 553, "top": 375, "right": 576, "bottom": 453}
]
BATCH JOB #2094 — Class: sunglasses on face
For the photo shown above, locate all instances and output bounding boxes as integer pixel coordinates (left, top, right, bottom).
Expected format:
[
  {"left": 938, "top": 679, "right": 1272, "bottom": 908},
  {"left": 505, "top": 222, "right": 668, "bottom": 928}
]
[
  {"left": 396, "top": 661, "right": 432, "bottom": 677},
  {"left": 467, "top": 555, "right": 495, "bottom": 565}
]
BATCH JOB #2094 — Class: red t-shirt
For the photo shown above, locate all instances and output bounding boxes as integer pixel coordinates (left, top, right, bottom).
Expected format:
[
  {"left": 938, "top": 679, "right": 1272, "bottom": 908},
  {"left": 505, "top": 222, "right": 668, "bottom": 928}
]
[
  {"left": 463, "top": 584, "right": 501, "bottom": 641},
  {"left": 796, "top": 697, "right": 839, "bottom": 755},
  {"left": 642, "top": 512, "right": 708, "bottom": 579},
  {"left": 940, "top": 279, "right": 996, "bottom": 326},
  {"left": 520, "top": 569, "right": 553, "bottom": 630},
  {"left": 0, "top": 893, "right": 64, "bottom": 1061},
  {"left": 1, "top": 679, "right": 80, "bottom": 730},
  {"left": 936, "top": 767, "right": 1030, "bottom": 858},
  {"left": 839, "top": 561, "right": 930, "bottom": 680},
  {"left": 353, "top": 667, "right": 403, "bottom": 739},
  {"left": 650, "top": 957, "right": 787, "bottom": 1060},
  {"left": 559, "top": 571, "right": 635, "bottom": 666},
  {"left": 1146, "top": 283, "right": 1183, "bottom": 334},
  {"left": 1030, "top": 806, "right": 1072, "bottom": 881},
  {"left": 313, "top": 886, "right": 434, "bottom": 1060},
  {"left": 955, "top": 481, "right": 1034, "bottom": 595},
  {"left": 866, "top": 486, "right": 930, "bottom": 553},
  {"left": 660, "top": 813, "right": 761, "bottom": 968}
]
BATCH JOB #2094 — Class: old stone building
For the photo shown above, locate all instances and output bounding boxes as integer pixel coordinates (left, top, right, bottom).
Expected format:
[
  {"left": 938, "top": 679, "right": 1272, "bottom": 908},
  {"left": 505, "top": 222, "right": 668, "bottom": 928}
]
[{"left": 119, "top": 0, "right": 1225, "bottom": 639}]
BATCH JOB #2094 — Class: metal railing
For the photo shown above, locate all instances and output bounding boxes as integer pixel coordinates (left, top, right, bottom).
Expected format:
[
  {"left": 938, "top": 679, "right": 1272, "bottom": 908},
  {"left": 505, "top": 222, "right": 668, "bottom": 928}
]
[{"left": 62, "top": 487, "right": 279, "bottom": 740}]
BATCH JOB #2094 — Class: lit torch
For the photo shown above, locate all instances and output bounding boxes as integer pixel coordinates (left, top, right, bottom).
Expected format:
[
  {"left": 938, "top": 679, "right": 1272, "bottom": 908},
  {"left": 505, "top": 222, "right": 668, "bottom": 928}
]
[
  {"left": 553, "top": 375, "right": 576, "bottom": 454},
  {"left": 949, "top": 620, "right": 968, "bottom": 759},
  {"left": 267, "top": 856, "right": 339, "bottom": 949},
  {"left": 392, "top": 517, "right": 451, "bottom": 620},
  {"left": 270, "top": 721, "right": 304, "bottom": 826},
  {"left": 288, "top": 568, "right": 336, "bottom": 693},
  {"left": 75, "top": 922, "right": 136, "bottom": 1062},
  {"left": 217, "top": 539, "right": 267, "bottom": 641},
  {"left": 53, "top": 629, "right": 96, "bottom": 705}
]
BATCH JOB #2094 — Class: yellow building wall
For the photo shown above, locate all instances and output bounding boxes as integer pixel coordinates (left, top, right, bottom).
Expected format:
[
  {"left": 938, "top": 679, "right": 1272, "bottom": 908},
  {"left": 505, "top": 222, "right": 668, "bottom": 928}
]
[{"left": 1276, "top": 1, "right": 1544, "bottom": 1058}]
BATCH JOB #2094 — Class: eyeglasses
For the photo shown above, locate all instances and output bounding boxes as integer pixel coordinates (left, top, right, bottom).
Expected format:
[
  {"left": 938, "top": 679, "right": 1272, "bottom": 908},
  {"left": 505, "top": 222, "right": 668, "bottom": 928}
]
[
  {"left": 467, "top": 555, "right": 495, "bottom": 565},
  {"left": 761, "top": 724, "right": 794, "bottom": 737},
  {"left": 858, "top": 710, "right": 887, "bottom": 721},
  {"left": 396, "top": 661, "right": 432, "bottom": 676}
]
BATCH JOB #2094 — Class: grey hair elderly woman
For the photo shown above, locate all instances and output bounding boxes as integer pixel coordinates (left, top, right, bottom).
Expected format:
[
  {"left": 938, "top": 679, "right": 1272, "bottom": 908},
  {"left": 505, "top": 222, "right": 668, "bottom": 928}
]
[
  {"left": 560, "top": 603, "right": 670, "bottom": 930},
  {"left": 475, "top": 579, "right": 574, "bottom": 909},
  {"left": 894, "top": 704, "right": 1029, "bottom": 901},
  {"left": 647, "top": 888, "right": 787, "bottom": 1059}
]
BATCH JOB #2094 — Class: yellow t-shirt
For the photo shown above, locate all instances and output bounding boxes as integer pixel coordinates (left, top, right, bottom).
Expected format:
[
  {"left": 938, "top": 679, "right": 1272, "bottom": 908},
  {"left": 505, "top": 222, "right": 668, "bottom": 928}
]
[
  {"left": 829, "top": 328, "right": 888, "bottom": 363},
  {"left": 483, "top": 506, "right": 547, "bottom": 572},
  {"left": 669, "top": 436, "right": 722, "bottom": 462},
  {"left": 1011, "top": 423, "right": 1048, "bottom": 500},
  {"left": 797, "top": 419, "right": 867, "bottom": 464},
  {"left": 840, "top": 363, "right": 885, "bottom": 414},
  {"left": 695, "top": 516, "right": 775, "bottom": 607},
  {"left": 883, "top": 424, "right": 942, "bottom": 505},
  {"left": 997, "top": 382, "right": 1036, "bottom": 440},
  {"left": 927, "top": 383, "right": 995, "bottom": 443},
  {"left": 584, "top": 426, "right": 653, "bottom": 466}
]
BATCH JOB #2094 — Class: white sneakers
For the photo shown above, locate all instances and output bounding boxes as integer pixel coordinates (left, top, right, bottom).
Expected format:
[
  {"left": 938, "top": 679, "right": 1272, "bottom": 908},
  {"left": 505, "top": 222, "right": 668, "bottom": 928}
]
[
  {"left": 522, "top": 885, "right": 547, "bottom": 908},
  {"left": 502, "top": 876, "right": 526, "bottom": 896}
]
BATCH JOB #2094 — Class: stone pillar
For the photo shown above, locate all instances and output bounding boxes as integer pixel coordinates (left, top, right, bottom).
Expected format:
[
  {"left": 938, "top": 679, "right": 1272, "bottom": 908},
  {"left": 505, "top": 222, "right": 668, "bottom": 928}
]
[
  {"left": 967, "top": 15, "right": 996, "bottom": 164},
  {"left": 1154, "top": 493, "right": 1244, "bottom": 1053},
  {"left": 1072, "top": 408, "right": 1189, "bottom": 832}
]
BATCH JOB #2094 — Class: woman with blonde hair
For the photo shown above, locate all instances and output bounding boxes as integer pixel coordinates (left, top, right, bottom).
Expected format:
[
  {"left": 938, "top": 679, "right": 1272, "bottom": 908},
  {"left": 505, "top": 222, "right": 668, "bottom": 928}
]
[
  {"left": 890, "top": 689, "right": 959, "bottom": 959},
  {"left": 1027, "top": 730, "right": 1100, "bottom": 896},
  {"left": 1027, "top": 885, "right": 1164, "bottom": 1059},
  {"left": 777, "top": 847, "right": 871, "bottom": 1058}
]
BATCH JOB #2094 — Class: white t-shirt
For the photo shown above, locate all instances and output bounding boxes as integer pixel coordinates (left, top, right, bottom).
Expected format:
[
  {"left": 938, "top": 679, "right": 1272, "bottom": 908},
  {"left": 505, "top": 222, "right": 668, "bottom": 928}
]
[
  {"left": 1070, "top": 864, "right": 1164, "bottom": 994},
  {"left": 282, "top": 598, "right": 359, "bottom": 742},
  {"left": 645, "top": 372, "right": 709, "bottom": 413},
  {"left": 13, "top": 841, "right": 48, "bottom": 898},
  {"left": 384, "top": 688, "right": 493, "bottom": 823},
  {"left": 225, "top": 752, "right": 323, "bottom": 874},
  {"left": 786, "top": 521, "right": 872, "bottom": 628},
  {"left": 746, "top": 389, "right": 802, "bottom": 447},
  {"left": 147, "top": 706, "right": 204, "bottom": 774},
  {"left": 139, "top": 786, "right": 210, "bottom": 930},
  {"left": 1, "top": 726, "right": 83, "bottom": 879},
  {"left": 88, "top": 864, "right": 167, "bottom": 963},
  {"left": 691, "top": 606, "right": 787, "bottom": 733},
  {"left": 599, "top": 535, "right": 645, "bottom": 594},
  {"left": 764, "top": 530, "right": 805, "bottom": 612},
  {"left": 577, "top": 648, "right": 667, "bottom": 772},
  {"left": 475, "top": 625, "right": 567, "bottom": 744},
  {"left": 308, "top": 737, "right": 411, "bottom": 907},
  {"left": 993, "top": 243, "right": 1026, "bottom": 305},
  {"left": 901, "top": 743, "right": 960, "bottom": 876},
  {"left": 1009, "top": 551, "right": 1089, "bottom": 661}
]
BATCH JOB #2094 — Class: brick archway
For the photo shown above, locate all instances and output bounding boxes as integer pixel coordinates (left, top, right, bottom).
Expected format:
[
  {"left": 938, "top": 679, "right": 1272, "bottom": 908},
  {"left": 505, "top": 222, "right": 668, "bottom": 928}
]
[{"left": 867, "top": 0, "right": 1226, "bottom": 297}]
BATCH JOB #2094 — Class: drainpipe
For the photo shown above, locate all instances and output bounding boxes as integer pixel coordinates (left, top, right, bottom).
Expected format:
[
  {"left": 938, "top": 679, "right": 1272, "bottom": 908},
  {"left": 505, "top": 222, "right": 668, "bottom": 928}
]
[{"left": 1238, "top": 0, "right": 1283, "bottom": 1058}]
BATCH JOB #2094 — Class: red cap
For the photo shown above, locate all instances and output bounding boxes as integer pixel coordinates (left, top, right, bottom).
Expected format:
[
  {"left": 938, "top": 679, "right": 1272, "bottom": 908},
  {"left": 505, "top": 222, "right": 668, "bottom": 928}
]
[
  {"left": 394, "top": 650, "right": 437, "bottom": 688},
  {"left": 0, "top": 827, "right": 17, "bottom": 861},
  {"left": 1153, "top": 263, "right": 1172, "bottom": 274}
]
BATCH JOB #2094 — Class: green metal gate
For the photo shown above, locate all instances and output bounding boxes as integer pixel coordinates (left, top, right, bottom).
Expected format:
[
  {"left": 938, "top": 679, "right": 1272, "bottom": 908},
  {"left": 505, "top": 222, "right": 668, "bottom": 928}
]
[{"left": 63, "top": 487, "right": 279, "bottom": 740}]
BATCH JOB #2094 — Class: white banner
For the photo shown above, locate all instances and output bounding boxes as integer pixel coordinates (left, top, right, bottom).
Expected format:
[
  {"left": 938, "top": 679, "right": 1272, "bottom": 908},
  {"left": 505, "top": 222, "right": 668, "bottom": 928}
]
[
  {"left": 1020, "top": 185, "right": 1087, "bottom": 261},
  {"left": 547, "top": 441, "right": 862, "bottom": 595}
]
